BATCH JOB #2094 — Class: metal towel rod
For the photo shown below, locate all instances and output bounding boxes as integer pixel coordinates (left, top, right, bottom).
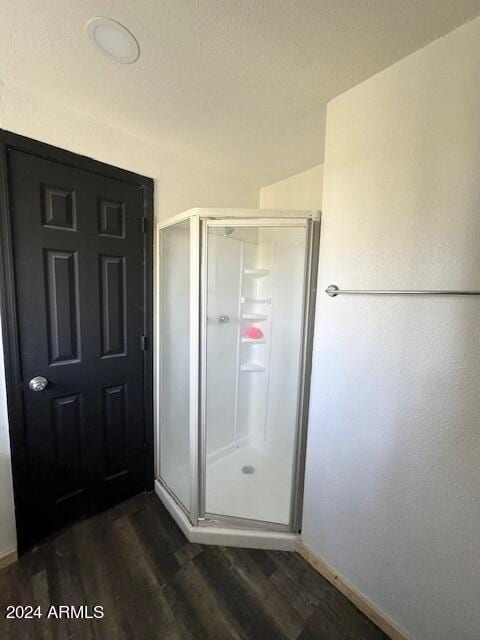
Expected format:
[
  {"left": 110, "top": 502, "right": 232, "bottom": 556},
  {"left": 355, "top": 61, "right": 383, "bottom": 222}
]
[{"left": 326, "top": 284, "right": 480, "bottom": 297}]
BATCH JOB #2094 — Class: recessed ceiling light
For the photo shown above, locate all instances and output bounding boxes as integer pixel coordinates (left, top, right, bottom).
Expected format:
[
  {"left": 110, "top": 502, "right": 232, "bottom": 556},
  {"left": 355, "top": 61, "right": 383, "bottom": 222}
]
[{"left": 86, "top": 17, "right": 140, "bottom": 64}]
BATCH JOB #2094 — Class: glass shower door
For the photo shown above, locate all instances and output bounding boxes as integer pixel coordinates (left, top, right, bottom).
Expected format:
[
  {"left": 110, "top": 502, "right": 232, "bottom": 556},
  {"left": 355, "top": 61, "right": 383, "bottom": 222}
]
[
  {"left": 202, "top": 220, "right": 308, "bottom": 527},
  {"left": 158, "top": 219, "right": 191, "bottom": 511}
]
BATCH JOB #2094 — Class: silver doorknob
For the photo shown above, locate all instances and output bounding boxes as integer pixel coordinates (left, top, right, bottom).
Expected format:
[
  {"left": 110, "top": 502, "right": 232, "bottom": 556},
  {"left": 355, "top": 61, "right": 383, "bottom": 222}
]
[{"left": 29, "top": 376, "right": 48, "bottom": 392}]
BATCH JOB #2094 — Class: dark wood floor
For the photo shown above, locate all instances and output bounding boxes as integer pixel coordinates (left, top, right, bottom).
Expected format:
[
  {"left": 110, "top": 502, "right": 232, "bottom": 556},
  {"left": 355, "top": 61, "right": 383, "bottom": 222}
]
[{"left": 0, "top": 493, "right": 387, "bottom": 640}]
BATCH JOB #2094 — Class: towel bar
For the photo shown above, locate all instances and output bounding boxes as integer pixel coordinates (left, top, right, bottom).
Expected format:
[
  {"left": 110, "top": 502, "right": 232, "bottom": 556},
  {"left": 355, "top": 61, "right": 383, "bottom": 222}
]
[{"left": 325, "top": 284, "right": 480, "bottom": 297}]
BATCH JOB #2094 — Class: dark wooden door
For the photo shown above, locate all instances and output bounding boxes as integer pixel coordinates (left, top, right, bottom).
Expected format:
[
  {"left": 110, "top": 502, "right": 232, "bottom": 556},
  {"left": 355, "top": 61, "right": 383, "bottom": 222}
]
[{"left": 6, "top": 147, "right": 151, "bottom": 546}]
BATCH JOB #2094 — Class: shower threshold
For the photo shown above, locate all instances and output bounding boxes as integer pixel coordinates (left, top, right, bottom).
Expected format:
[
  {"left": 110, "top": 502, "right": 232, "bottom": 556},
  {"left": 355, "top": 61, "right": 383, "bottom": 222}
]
[{"left": 155, "top": 480, "right": 299, "bottom": 551}]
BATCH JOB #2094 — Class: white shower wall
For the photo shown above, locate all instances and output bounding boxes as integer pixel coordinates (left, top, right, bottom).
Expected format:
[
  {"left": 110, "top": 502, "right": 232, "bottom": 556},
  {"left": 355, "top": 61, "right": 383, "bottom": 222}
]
[
  {"left": 205, "top": 233, "right": 243, "bottom": 454},
  {"left": 259, "top": 227, "right": 305, "bottom": 470},
  {"left": 236, "top": 237, "right": 273, "bottom": 449}
]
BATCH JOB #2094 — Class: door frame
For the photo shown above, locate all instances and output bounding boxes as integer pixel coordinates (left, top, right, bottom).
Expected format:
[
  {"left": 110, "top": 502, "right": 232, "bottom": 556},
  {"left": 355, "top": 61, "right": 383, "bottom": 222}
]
[{"left": 0, "top": 130, "right": 154, "bottom": 552}]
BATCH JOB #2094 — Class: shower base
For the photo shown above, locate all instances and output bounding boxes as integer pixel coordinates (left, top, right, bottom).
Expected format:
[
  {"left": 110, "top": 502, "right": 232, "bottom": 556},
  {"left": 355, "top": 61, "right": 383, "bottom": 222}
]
[
  {"left": 206, "top": 444, "right": 291, "bottom": 524},
  {"left": 155, "top": 479, "right": 299, "bottom": 551}
]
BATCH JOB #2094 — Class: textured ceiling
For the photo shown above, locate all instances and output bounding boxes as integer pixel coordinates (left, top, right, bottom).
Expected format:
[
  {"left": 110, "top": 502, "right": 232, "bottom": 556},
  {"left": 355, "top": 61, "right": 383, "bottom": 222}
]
[{"left": 1, "top": 1, "right": 479, "bottom": 186}]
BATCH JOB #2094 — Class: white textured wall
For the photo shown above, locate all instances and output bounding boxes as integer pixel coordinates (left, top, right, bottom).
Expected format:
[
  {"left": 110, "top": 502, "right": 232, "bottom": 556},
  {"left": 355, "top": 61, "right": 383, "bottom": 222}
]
[
  {"left": 303, "top": 17, "right": 480, "bottom": 640},
  {"left": 259, "top": 164, "right": 323, "bottom": 210},
  {"left": 0, "top": 79, "right": 257, "bottom": 556},
  {"left": 0, "top": 81, "right": 257, "bottom": 220}
]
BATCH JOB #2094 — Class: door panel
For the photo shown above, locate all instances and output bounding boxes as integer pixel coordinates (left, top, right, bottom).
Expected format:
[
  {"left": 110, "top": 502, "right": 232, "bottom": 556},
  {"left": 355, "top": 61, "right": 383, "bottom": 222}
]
[
  {"left": 100, "top": 255, "right": 127, "bottom": 357},
  {"left": 44, "top": 249, "right": 81, "bottom": 364},
  {"left": 8, "top": 148, "right": 149, "bottom": 544},
  {"left": 103, "top": 384, "right": 128, "bottom": 478},
  {"left": 52, "top": 393, "right": 84, "bottom": 500}
]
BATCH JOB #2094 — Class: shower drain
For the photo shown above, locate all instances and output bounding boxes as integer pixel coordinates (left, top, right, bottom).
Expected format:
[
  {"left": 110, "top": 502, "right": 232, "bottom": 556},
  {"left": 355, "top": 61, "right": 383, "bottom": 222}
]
[{"left": 241, "top": 465, "right": 255, "bottom": 475}]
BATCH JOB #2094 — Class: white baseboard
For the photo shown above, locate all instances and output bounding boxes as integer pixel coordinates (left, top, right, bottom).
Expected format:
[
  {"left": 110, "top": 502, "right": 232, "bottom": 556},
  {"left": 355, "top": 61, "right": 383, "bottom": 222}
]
[
  {"left": 0, "top": 547, "right": 17, "bottom": 571},
  {"left": 297, "top": 543, "right": 409, "bottom": 640}
]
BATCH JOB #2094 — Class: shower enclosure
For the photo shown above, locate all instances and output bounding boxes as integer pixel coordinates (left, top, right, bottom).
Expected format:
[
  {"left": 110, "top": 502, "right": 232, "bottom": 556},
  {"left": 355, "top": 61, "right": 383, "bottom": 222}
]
[{"left": 155, "top": 208, "right": 319, "bottom": 549}]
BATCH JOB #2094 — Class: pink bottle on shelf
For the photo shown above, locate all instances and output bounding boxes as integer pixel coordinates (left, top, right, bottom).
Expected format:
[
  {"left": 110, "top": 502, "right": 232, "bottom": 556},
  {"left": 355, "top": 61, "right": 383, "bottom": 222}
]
[{"left": 243, "top": 326, "right": 264, "bottom": 340}]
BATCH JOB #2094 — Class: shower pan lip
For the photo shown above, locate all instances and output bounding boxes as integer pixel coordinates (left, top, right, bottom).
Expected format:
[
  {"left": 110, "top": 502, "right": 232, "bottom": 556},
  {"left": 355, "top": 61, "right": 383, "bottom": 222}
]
[{"left": 155, "top": 479, "right": 299, "bottom": 551}]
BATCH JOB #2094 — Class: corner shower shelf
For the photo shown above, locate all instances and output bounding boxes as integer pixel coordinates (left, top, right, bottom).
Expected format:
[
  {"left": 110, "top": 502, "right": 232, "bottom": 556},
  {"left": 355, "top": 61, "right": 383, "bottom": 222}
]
[
  {"left": 242, "top": 338, "right": 267, "bottom": 344},
  {"left": 240, "top": 363, "right": 266, "bottom": 372},
  {"left": 241, "top": 296, "right": 272, "bottom": 305},
  {"left": 242, "top": 312, "right": 268, "bottom": 321},
  {"left": 243, "top": 268, "right": 270, "bottom": 278}
]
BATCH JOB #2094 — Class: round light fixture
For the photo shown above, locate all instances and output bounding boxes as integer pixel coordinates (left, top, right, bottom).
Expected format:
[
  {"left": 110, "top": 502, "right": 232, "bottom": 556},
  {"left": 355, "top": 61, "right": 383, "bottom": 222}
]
[{"left": 86, "top": 17, "right": 139, "bottom": 64}]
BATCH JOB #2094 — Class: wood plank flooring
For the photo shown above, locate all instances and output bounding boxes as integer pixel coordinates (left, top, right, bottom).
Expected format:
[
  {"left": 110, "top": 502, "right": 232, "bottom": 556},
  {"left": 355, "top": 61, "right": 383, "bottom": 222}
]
[{"left": 0, "top": 493, "right": 387, "bottom": 640}]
